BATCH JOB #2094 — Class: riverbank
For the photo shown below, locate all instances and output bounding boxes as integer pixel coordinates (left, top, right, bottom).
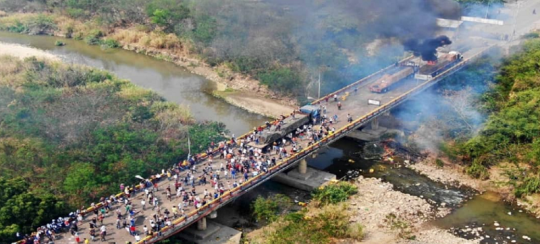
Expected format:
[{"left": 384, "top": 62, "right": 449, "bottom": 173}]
[
  {"left": 0, "top": 13, "right": 297, "bottom": 118},
  {"left": 120, "top": 38, "right": 297, "bottom": 118},
  {"left": 246, "top": 176, "right": 476, "bottom": 243},
  {"left": 350, "top": 176, "right": 476, "bottom": 244},
  {"left": 409, "top": 155, "right": 540, "bottom": 219},
  {"left": 0, "top": 41, "right": 58, "bottom": 60}
]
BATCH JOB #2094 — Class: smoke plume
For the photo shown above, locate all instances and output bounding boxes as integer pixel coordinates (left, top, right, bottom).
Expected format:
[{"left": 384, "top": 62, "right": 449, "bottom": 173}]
[{"left": 403, "top": 35, "right": 452, "bottom": 61}]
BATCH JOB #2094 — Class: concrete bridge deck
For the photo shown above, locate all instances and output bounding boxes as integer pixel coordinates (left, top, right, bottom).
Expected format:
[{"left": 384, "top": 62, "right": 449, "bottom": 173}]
[{"left": 33, "top": 43, "right": 496, "bottom": 244}]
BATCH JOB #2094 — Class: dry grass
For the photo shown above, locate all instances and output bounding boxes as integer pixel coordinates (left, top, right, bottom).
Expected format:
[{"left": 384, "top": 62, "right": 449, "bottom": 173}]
[
  {"left": 53, "top": 15, "right": 103, "bottom": 38},
  {"left": 111, "top": 28, "right": 185, "bottom": 50},
  {"left": 116, "top": 83, "right": 155, "bottom": 101},
  {"left": 0, "top": 55, "right": 22, "bottom": 75},
  {"left": 0, "top": 13, "right": 193, "bottom": 59},
  {"left": 0, "top": 13, "right": 39, "bottom": 26},
  {"left": 0, "top": 55, "right": 24, "bottom": 87}
]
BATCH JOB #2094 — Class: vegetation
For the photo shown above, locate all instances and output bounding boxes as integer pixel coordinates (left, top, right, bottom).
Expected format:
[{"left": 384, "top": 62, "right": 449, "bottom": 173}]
[
  {"left": 247, "top": 182, "right": 363, "bottom": 243},
  {"left": 385, "top": 213, "right": 416, "bottom": 240},
  {"left": 455, "top": 39, "right": 540, "bottom": 196},
  {"left": 0, "top": 178, "right": 65, "bottom": 241},
  {"left": 0, "top": 55, "right": 226, "bottom": 242},
  {"left": 251, "top": 194, "right": 293, "bottom": 223},
  {"left": 252, "top": 203, "right": 364, "bottom": 244},
  {"left": 312, "top": 181, "right": 358, "bottom": 206},
  {"left": 0, "top": 0, "right": 422, "bottom": 98}
]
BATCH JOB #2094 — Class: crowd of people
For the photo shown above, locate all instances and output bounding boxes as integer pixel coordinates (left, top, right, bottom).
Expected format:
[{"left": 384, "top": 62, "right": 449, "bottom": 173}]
[{"left": 17, "top": 94, "right": 349, "bottom": 244}]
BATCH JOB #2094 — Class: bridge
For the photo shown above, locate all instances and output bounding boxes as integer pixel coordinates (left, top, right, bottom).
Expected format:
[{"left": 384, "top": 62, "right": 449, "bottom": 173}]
[{"left": 26, "top": 43, "right": 496, "bottom": 244}]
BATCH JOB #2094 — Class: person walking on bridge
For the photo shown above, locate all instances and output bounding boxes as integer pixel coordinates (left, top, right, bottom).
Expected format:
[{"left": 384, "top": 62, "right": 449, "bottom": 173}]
[{"left": 337, "top": 102, "right": 342, "bottom": 110}]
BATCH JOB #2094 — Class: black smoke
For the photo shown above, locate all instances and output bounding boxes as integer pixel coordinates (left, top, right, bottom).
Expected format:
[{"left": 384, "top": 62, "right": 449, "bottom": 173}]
[{"left": 403, "top": 35, "right": 452, "bottom": 61}]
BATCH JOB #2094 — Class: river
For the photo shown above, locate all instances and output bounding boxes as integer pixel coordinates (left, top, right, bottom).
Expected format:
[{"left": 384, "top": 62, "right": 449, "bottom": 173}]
[
  {"left": 0, "top": 31, "right": 267, "bottom": 135},
  {"left": 308, "top": 138, "right": 540, "bottom": 244},
  {"left": 4, "top": 31, "right": 540, "bottom": 243}
]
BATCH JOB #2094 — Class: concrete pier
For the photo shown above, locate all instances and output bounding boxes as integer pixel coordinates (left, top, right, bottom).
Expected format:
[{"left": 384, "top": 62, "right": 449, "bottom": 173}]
[
  {"left": 197, "top": 217, "right": 207, "bottom": 230},
  {"left": 371, "top": 118, "right": 379, "bottom": 130},
  {"left": 298, "top": 159, "right": 308, "bottom": 174},
  {"left": 179, "top": 220, "right": 242, "bottom": 244},
  {"left": 273, "top": 166, "right": 336, "bottom": 191}
]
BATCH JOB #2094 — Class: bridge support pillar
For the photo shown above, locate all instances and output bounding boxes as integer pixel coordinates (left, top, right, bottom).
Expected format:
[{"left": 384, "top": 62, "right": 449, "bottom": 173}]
[
  {"left": 197, "top": 217, "right": 207, "bottom": 230},
  {"left": 298, "top": 159, "right": 307, "bottom": 174},
  {"left": 371, "top": 118, "right": 379, "bottom": 130},
  {"left": 209, "top": 211, "right": 218, "bottom": 219}
]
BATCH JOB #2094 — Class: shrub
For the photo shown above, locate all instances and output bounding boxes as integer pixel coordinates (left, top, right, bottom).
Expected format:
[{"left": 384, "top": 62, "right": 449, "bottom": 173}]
[
  {"left": 66, "top": 8, "right": 86, "bottom": 19},
  {"left": 6, "top": 21, "right": 26, "bottom": 33},
  {"left": 514, "top": 176, "right": 540, "bottom": 197},
  {"left": 26, "top": 14, "right": 56, "bottom": 35},
  {"left": 267, "top": 204, "right": 364, "bottom": 243},
  {"left": 54, "top": 40, "right": 65, "bottom": 46},
  {"left": 523, "top": 32, "right": 539, "bottom": 39},
  {"left": 435, "top": 158, "right": 444, "bottom": 168},
  {"left": 251, "top": 194, "right": 292, "bottom": 222},
  {"left": 84, "top": 29, "right": 104, "bottom": 45},
  {"left": 466, "top": 161, "right": 489, "bottom": 179},
  {"left": 65, "top": 25, "right": 74, "bottom": 38},
  {"left": 312, "top": 181, "right": 358, "bottom": 206},
  {"left": 258, "top": 67, "right": 303, "bottom": 94},
  {"left": 101, "top": 39, "right": 120, "bottom": 49}
]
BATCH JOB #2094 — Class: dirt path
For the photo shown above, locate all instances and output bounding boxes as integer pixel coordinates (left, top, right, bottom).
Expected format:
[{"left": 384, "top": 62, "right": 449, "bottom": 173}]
[
  {"left": 220, "top": 92, "right": 296, "bottom": 118},
  {"left": 0, "top": 42, "right": 59, "bottom": 60}
]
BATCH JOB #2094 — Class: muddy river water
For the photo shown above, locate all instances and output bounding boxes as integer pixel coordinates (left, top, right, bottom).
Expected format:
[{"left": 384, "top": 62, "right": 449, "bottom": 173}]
[{"left": 0, "top": 31, "right": 267, "bottom": 135}]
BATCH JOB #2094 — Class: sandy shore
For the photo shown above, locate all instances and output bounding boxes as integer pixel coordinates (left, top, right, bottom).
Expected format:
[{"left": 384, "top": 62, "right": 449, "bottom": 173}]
[
  {"left": 218, "top": 91, "right": 295, "bottom": 118},
  {"left": 0, "top": 41, "right": 59, "bottom": 60},
  {"left": 120, "top": 42, "right": 297, "bottom": 118},
  {"left": 408, "top": 159, "right": 486, "bottom": 191}
]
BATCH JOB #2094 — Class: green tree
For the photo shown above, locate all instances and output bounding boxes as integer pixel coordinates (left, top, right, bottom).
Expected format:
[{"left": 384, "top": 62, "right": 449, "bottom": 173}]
[
  {"left": 0, "top": 177, "right": 64, "bottom": 242},
  {"left": 146, "top": 0, "right": 190, "bottom": 32}
]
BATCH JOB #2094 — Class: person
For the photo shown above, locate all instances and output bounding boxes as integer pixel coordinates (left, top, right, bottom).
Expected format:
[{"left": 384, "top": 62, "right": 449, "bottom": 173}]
[
  {"left": 337, "top": 102, "right": 342, "bottom": 110},
  {"left": 333, "top": 94, "right": 338, "bottom": 102},
  {"left": 347, "top": 113, "right": 353, "bottom": 123},
  {"left": 100, "top": 225, "right": 106, "bottom": 241},
  {"left": 141, "top": 199, "right": 146, "bottom": 210}
]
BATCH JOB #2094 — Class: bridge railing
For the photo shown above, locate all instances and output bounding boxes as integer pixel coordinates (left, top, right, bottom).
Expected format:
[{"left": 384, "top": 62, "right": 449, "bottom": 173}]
[
  {"left": 19, "top": 46, "right": 496, "bottom": 244},
  {"left": 137, "top": 45, "right": 497, "bottom": 243},
  {"left": 311, "top": 55, "right": 414, "bottom": 105}
]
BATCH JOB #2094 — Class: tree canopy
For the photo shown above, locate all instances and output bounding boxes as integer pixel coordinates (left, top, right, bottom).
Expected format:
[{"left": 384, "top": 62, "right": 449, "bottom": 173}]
[{"left": 0, "top": 56, "right": 226, "bottom": 242}]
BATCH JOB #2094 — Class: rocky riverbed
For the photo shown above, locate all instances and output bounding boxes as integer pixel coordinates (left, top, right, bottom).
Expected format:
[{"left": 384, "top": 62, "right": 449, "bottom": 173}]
[{"left": 349, "top": 176, "right": 477, "bottom": 243}]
